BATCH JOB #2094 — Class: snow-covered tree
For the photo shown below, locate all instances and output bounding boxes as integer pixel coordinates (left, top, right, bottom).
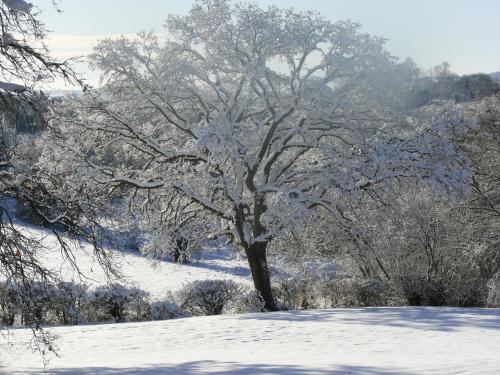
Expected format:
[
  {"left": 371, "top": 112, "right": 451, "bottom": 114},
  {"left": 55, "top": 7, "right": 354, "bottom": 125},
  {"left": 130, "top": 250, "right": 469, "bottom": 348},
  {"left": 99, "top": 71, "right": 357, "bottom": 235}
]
[
  {"left": 61, "top": 0, "right": 471, "bottom": 310},
  {"left": 0, "top": 0, "right": 112, "bottom": 352}
]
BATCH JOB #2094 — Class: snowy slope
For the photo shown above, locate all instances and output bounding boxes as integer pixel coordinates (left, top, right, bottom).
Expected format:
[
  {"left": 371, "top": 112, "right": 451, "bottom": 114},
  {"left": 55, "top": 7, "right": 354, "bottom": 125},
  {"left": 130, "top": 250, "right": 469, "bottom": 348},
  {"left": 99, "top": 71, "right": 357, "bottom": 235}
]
[
  {"left": 18, "top": 224, "right": 253, "bottom": 299},
  {"left": 2, "top": 307, "right": 499, "bottom": 374},
  {"left": 2, "top": 225, "right": 499, "bottom": 374}
]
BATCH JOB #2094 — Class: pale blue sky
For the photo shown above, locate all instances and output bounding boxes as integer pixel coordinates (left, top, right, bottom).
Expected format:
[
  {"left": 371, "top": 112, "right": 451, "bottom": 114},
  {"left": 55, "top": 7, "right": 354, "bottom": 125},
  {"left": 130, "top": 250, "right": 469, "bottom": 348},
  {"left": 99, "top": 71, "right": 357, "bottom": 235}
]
[{"left": 36, "top": 0, "right": 500, "bottom": 87}]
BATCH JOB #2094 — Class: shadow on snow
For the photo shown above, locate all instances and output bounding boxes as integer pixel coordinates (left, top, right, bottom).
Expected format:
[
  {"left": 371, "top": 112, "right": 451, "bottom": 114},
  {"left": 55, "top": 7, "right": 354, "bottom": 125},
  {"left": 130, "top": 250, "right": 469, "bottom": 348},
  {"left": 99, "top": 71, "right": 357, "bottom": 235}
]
[
  {"left": 237, "top": 307, "right": 500, "bottom": 332},
  {"left": 33, "top": 361, "right": 416, "bottom": 375}
]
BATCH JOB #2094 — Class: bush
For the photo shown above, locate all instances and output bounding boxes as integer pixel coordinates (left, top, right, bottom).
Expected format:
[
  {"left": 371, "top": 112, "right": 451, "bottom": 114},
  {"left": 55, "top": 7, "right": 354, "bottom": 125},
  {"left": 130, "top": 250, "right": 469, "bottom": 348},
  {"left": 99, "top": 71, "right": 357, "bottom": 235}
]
[
  {"left": 150, "top": 299, "right": 190, "bottom": 320},
  {"left": 1, "top": 281, "right": 90, "bottom": 326},
  {"left": 396, "top": 273, "right": 488, "bottom": 307},
  {"left": 272, "top": 277, "right": 320, "bottom": 310},
  {"left": 1, "top": 279, "right": 265, "bottom": 326},
  {"left": 355, "top": 279, "right": 388, "bottom": 307},
  {"left": 0, "top": 281, "right": 19, "bottom": 326},
  {"left": 175, "top": 279, "right": 245, "bottom": 316},
  {"left": 21, "top": 282, "right": 62, "bottom": 325},
  {"left": 445, "top": 277, "right": 488, "bottom": 307},
  {"left": 85, "top": 283, "right": 150, "bottom": 322},
  {"left": 397, "top": 274, "right": 446, "bottom": 306},
  {"left": 223, "top": 289, "right": 265, "bottom": 314},
  {"left": 50, "top": 282, "right": 88, "bottom": 325},
  {"left": 318, "top": 277, "right": 358, "bottom": 308},
  {"left": 317, "top": 277, "right": 389, "bottom": 308}
]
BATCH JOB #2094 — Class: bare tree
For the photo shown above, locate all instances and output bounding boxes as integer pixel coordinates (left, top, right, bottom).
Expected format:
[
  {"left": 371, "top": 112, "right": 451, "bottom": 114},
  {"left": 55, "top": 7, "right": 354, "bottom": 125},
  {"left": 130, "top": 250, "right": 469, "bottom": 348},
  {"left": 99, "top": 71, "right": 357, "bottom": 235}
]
[{"left": 1, "top": 0, "right": 113, "bottom": 353}]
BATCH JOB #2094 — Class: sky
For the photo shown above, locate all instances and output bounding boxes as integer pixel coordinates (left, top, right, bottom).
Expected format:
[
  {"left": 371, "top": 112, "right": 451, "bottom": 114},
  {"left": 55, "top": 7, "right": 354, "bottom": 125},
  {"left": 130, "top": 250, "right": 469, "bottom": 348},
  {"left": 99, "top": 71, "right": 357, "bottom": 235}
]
[{"left": 35, "top": 0, "right": 500, "bottom": 89}]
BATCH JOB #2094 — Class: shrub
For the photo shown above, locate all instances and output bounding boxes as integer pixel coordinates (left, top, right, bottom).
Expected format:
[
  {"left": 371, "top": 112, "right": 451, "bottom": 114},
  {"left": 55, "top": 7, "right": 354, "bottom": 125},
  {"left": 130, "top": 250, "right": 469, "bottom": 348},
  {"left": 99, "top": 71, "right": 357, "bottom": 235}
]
[
  {"left": 446, "top": 277, "right": 488, "bottom": 307},
  {"left": 21, "top": 282, "right": 61, "bottom": 325},
  {"left": 150, "top": 299, "right": 190, "bottom": 320},
  {"left": 396, "top": 273, "right": 488, "bottom": 307},
  {"left": 50, "top": 282, "right": 88, "bottom": 325},
  {"left": 0, "top": 281, "right": 19, "bottom": 326},
  {"left": 175, "top": 279, "right": 244, "bottom": 316},
  {"left": 354, "top": 279, "right": 387, "bottom": 306},
  {"left": 272, "top": 277, "right": 320, "bottom": 310},
  {"left": 397, "top": 274, "right": 447, "bottom": 306},
  {"left": 318, "top": 277, "right": 389, "bottom": 308},
  {"left": 318, "top": 277, "right": 359, "bottom": 308},
  {"left": 85, "top": 284, "right": 150, "bottom": 322},
  {"left": 223, "top": 289, "right": 265, "bottom": 314}
]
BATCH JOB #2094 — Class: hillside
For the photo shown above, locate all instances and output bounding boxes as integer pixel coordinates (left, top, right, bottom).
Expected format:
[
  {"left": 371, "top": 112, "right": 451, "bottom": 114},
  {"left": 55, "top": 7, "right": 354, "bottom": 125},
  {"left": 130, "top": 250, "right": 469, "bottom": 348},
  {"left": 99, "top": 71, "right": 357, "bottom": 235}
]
[
  {"left": 1, "top": 225, "right": 500, "bottom": 374},
  {"left": 490, "top": 71, "right": 500, "bottom": 81},
  {"left": 11, "top": 224, "right": 253, "bottom": 299}
]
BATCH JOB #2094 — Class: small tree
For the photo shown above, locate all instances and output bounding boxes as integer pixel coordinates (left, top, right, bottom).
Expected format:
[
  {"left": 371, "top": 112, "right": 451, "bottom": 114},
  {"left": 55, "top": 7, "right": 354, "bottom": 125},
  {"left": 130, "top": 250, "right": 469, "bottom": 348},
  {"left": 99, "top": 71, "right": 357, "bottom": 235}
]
[{"left": 60, "top": 0, "right": 471, "bottom": 310}]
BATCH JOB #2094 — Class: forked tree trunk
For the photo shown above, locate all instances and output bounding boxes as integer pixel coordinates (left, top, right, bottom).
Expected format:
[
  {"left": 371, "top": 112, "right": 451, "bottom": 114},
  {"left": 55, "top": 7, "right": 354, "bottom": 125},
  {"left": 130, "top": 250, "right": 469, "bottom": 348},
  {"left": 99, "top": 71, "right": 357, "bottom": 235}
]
[{"left": 245, "top": 241, "right": 280, "bottom": 311}]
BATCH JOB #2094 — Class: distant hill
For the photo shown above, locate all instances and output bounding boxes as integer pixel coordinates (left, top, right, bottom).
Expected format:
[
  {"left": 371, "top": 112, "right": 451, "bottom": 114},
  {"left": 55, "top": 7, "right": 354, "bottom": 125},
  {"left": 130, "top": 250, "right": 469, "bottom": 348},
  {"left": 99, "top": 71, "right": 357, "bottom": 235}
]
[
  {"left": 46, "top": 89, "right": 82, "bottom": 98},
  {"left": 490, "top": 72, "right": 500, "bottom": 81}
]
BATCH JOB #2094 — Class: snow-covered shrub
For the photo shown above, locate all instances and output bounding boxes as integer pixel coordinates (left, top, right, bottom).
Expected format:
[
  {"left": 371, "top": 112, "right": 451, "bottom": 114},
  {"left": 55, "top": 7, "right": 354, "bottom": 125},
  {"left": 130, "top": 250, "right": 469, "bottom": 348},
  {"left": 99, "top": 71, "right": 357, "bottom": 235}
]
[
  {"left": 21, "top": 282, "right": 62, "bottom": 325},
  {"left": 141, "top": 227, "right": 198, "bottom": 264},
  {"left": 445, "top": 277, "right": 488, "bottom": 307},
  {"left": 319, "top": 277, "right": 360, "bottom": 308},
  {"left": 354, "top": 279, "right": 388, "bottom": 307},
  {"left": 127, "top": 288, "right": 152, "bottom": 322},
  {"left": 272, "top": 277, "right": 320, "bottom": 310},
  {"left": 397, "top": 274, "right": 446, "bottom": 306},
  {"left": 175, "top": 279, "right": 243, "bottom": 316},
  {"left": 150, "top": 299, "right": 190, "bottom": 320},
  {"left": 223, "top": 289, "right": 265, "bottom": 314},
  {"left": 0, "top": 281, "right": 19, "bottom": 326},
  {"left": 317, "top": 277, "right": 384, "bottom": 307},
  {"left": 85, "top": 284, "right": 150, "bottom": 322},
  {"left": 1, "top": 281, "right": 89, "bottom": 326},
  {"left": 50, "top": 281, "right": 88, "bottom": 325}
]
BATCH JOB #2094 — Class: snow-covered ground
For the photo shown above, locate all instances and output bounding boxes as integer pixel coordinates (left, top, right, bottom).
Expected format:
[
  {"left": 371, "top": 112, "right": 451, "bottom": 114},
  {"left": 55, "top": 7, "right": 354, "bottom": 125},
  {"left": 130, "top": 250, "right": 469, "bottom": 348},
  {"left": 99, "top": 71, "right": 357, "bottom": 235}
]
[
  {"left": 16, "top": 224, "right": 253, "bottom": 299},
  {"left": 2, "top": 307, "right": 499, "bottom": 374},
  {"left": 1, "top": 225, "right": 499, "bottom": 374}
]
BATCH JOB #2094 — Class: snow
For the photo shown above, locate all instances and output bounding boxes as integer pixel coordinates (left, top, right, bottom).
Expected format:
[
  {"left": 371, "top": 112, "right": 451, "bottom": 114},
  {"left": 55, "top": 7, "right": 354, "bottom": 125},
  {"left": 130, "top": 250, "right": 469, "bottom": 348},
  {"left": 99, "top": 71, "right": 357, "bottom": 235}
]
[
  {"left": 1, "top": 307, "right": 499, "bottom": 374},
  {"left": 15, "top": 225, "right": 252, "bottom": 299},
  {"left": 2, "top": 225, "right": 499, "bottom": 374}
]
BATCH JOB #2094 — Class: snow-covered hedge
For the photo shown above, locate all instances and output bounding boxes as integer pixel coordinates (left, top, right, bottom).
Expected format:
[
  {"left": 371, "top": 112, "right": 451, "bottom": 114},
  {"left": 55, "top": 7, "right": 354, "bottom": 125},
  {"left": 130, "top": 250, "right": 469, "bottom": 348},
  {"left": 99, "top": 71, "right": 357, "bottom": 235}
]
[
  {"left": 84, "top": 284, "right": 150, "bottom": 323},
  {"left": 272, "top": 276, "right": 391, "bottom": 310},
  {"left": 175, "top": 279, "right": 263, "bottom": 316},
  {"left": 0, "top": 281, "right": 88, "bottom": 326},
  {"left": 150, "top": 299, "right": 190, "bottom": 320},
  {"left": 1, "top": 279, "right": 265, "bottom": 327},
  {"left": 396, "top": 273, "right": 488, "bottom": 307}
]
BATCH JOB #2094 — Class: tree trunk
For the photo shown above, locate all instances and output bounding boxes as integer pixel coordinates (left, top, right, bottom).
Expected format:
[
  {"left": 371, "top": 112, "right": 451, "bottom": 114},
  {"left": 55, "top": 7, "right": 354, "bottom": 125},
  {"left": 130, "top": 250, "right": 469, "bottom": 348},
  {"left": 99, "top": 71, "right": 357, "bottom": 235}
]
[{"left": 245, "top": 241, "right": 280, "bottom": 311}]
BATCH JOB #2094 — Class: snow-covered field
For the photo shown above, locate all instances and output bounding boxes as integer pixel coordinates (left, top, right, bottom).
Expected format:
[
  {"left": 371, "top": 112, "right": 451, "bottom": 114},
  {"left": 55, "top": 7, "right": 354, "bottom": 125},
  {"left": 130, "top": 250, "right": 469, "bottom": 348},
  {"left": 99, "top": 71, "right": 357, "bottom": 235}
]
[
  {"left": 1, "top": 225, "right": 499, "bottom": 374},
  {"left": 2, "top": 307, "right": 499, "bottom": 374}
]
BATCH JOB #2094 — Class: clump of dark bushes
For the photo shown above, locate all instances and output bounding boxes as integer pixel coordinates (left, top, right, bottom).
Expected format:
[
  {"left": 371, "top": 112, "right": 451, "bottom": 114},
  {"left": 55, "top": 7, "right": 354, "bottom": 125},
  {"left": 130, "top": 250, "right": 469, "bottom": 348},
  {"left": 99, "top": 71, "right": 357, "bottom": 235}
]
[
  {"left": 395, "top": 273, "right": 490, "bottom": 307},
  {"left": 271, "top": 275, "right": 396, "bottom": 310},
  {"left": 271, "top": 272, "right": 497, "bottom": 310},
  {"left": 175, "top": 279, "right": 264, "bottom": 316},
  {"left": 0, "top": 279, "right": 263, "bottom": 327}
]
